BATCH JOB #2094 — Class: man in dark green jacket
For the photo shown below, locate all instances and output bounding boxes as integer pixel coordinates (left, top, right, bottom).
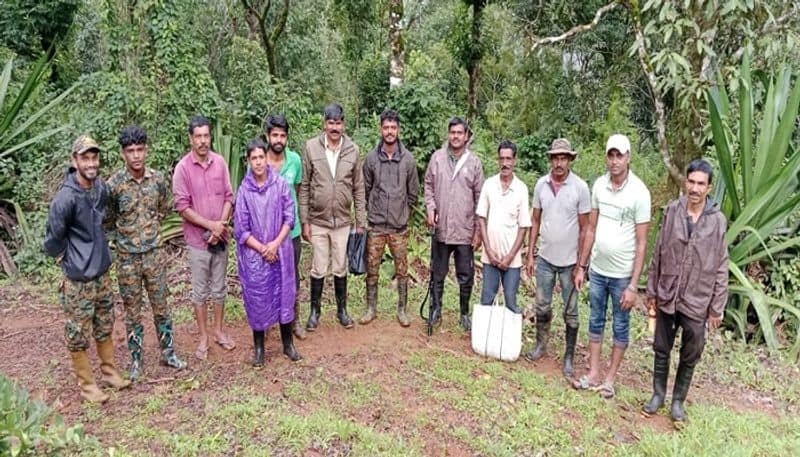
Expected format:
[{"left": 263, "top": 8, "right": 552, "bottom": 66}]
[{"left": 359, "top": 109, "right": 419, "bottom": 327}]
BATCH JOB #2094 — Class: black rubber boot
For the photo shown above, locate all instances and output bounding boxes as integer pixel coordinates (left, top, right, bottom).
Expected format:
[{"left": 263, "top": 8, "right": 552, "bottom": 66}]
[
  {"left": 642, "top": 354, "right": 670, "bottom": 417},
  {"left": 280, "top": 323, "right": 302, "bottom": 362},
  {"left": 459, "top": 286, "right": 472, "bottom": 332},
  {"left": 563, "top": 325, "right": 578, "bottom": 378},
  {"left": 306, "top": 277, "right": 324, "bottom": 332},
  {"left": 429, "top": 281, "right": 444, "bottom": 329},
  {"left": 252, "top": 330, "right": 265, "bottom": 368},
  {"left": 524, "top": 314, "right": 551, "bottom": 362},
  {"left": 671, "top": 362, "right": 695, "bottom": 424},
  {"left": 334, "top": 276, "right": 354, "bottom": 328}
]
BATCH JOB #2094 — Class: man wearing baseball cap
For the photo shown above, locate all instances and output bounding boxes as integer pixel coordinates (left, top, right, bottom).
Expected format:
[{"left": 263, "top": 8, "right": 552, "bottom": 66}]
[
  {"left": 524, "top": 138, "right": 591, "bottom": 379},
  {"left": 572, "top": 134, "right": 651, "bottom": 398},
  {"left": 44, "top": 134, "right": 131, "bottom": 403}
]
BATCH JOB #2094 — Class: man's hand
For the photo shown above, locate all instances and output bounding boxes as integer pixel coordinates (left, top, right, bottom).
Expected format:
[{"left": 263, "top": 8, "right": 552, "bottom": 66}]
[
  {"left": 356, "top": 226, "right": 365, "bottom": 234},
  {"left": 647, "top": 297, "right": 656, "bottom": 311},
  {"left": 472, "top": 233, "right": 482, "bottom": 251},
  {"left": 621, "top": 287, "right": 638, "bottom": 311},
  {"left": 574, "top": 267, "right": 586, "bottom": 291},
  {"left": 302, "top": 223, "right": 311, "bottom": 242},
  {"left": 525, "top": 256, "right": 537, "bottom": 278},
  {"left": 708, "top": 314, "right": 722, "bottom": 330},
  {"left": 209, "top": 220, "right": 228, "bottom": 240},
  {"left": 497, "top": 254, "right": 512, "bottom": 271},
  {"left": 426, "top": 210, "right": 437, "bottom": 229},
  {"left": 484, "top": 246, "right": 500, "bottom": 266}
]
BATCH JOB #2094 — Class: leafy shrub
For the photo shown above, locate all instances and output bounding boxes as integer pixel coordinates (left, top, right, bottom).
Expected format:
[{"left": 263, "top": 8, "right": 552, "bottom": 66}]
[{"left": 0, "top": 374, "right": 89, "bottom": 456}]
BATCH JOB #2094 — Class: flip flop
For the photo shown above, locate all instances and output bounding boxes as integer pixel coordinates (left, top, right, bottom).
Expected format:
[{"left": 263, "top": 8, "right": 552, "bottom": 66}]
[
  {"left": 194, "top": 343, "right": 208, "bottom": 361},
  {"left": 214, "top": 335, "right": 236, "bottom": 351},
  {"left": 572, "top": 375, "right": 600, "bottom": 390},
  {"left": 595, "top": 382, "right": 615, "bottom": 399}
]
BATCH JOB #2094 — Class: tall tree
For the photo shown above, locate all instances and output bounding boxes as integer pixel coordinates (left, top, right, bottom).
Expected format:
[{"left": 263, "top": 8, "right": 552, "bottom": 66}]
[
  {"left": 389, "top": 0, "right": 404, "bottom": 88},
  {"left": 241, "top": 0, "right": 291, "bottom": 82},
  {"left": 465, "top": 0, "right": 486, "bottom": 119}
]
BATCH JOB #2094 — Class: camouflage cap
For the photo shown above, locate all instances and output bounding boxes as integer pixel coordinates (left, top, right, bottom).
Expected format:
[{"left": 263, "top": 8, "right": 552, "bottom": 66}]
[
  {"left": 72, "top": 134, "right": 101, "bottom": 155},
  {"left": 547, "top": 138, "right": 577, "bottom": 157}
]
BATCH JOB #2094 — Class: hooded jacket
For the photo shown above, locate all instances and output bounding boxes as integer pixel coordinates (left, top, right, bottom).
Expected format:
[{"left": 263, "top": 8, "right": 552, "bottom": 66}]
[
  {"left": 44, "top": 169, "right": 112, "bottom": 282},
  {"left": 646, "top": 196, "right": 729, "bottom": 322}
]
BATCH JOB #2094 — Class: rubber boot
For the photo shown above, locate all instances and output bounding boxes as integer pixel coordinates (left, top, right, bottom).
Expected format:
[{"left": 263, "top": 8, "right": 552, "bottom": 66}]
[
  {"left": 127, "top": 323, "right": 145, "bottom": 382},
  {"left": 397, "top": 279, "right": 410, "bottom": 327},
  {"left": 524, "top": 314, "right": 551, "bottom": 362},
  {"left": 360, "top": 281, "right": 378, "bottom": 325},
  {"left": 292, "top": 302, "right": 307, "bottom": 340},
  {"left": 563, "top": 325, "right": 578, "bottom": 378},
  {"left": 252, "top": 330, "right": 265, "bottom": 368},
  {"left": 70, "top": 351, "right": 109, "bottom": 403},
  {"left": 459, "top": 286, "right": 472, "bottom": 331},
  {"left": 280, "top": 323, "right": 302, "bottom": 361},
  {"left": 334, "top": 275, "right": 354, "bottom": 328},
  {"left": 642, "top": 354, "right": 670, "bottom": 416},
  {"left": 96, "top": 339, "right": 131, "bottom": 389},
  {"left": 429, "top": 280, "right": 444, "bottom": 328},
  {"left": 671, "top": 362, "right": 695, "bottom": 423},
  {"left": 157, "top": 318, "right": 187, "bottom": 370},
  {"left": 306, "top": 277, "right": 324, "bottom": 332}
]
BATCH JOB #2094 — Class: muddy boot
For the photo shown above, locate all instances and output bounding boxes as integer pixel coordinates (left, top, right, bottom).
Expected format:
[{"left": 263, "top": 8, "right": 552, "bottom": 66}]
[
  {"left": 157, "top": 318, "right": 187, "bottom": 370},
  {"left": 334, "top": 275, "right": 354, "bottom": 329},
  {"left": 252, "top": 330, "right": 265, "bottom": 367},
  {"left": 306, "top": 277, "right": 324, "bottom": 332},
  {"left": 459, "top": 287, "right": 472, "bottom": 332},
  {"left": 70, "top": 351, "right": 109, "bottom": 403},
  {"left": 292, "top": 302, "right": 307, "bottom": 340},
  {"left": 671, "top": 362, "right": 695, "bottom": 424},
  {"left": 96, "top": 339, "right": 131, "bottom": 389},
  {"left": 127, "top": 323, "right": 145, "bottom": 382},
  {"left": 643, "top": 354, "right": 669, "bottom": 417},
  {"left": 563, "top": 325, "right": 578, "bottom": 378},
  {"left": 397, "top": 279, "right": 410, "bottom": 327},
  {"left": 359, "top": 281, "right": 378, "bottom": 325},
  {"left": 524, "top": 314, "right": 551, "bottom": 362},
  {"left": 280, "top": 323, "right": 302, "bottom": 362}
]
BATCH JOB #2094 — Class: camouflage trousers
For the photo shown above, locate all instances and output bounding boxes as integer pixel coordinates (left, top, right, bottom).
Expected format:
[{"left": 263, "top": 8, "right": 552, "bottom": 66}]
[
  {"left": 366, "top": 230, "right": 409, "bottom": 286},
  {"left": 116, "top": 249, "right": 172, "bottom": 340},
  {"left": 60, "top": 273, "right": 114, "bottom": 352}
]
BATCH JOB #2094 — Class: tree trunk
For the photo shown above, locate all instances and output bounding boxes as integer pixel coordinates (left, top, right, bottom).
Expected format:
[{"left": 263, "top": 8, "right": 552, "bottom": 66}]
[
  {"left": 466, "top": 0, "right": 486, "bottom": 120},
  {"left": 389, "top": 0, "right": 404, "bottom": 88}
]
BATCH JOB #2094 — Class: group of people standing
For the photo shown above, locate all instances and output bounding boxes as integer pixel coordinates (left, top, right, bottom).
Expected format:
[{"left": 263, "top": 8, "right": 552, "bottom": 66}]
[{"left": 45, "top": 102, "right": 728, "bottom": 425}]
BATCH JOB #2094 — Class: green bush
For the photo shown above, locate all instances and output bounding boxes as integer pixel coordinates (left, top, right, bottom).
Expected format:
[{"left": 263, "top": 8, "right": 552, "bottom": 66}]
[{"left": 0, "top": 374, "right": 89, "bottom": 456}]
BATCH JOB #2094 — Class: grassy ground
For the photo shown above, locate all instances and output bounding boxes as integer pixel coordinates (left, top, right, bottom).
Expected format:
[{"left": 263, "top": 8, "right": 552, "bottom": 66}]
[{"left": 1, "top": 245, "right": 799, "bottom": 456}]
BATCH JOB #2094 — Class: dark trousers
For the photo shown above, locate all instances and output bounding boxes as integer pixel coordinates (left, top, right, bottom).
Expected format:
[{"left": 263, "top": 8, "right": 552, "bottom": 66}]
[
  {"left": 293, "top": 237, "right": 301, "bottom": 297},
  {"left": 431, "top": 240, "right": 474, "bottom": 313},
  {"left": 653, "top": 309, "right": 706, "bottom": 368}
]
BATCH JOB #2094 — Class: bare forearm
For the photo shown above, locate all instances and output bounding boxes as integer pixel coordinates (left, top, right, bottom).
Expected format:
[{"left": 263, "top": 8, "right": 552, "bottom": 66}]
[
  {"left": 577, "top": 231, "right": 594, "bottom": 267},
  {"left": 509, "top": 228, "right": 526, "bottom": 259},
  {"left": 527, "top": 224, "right": 540, "bottom": 261},
  {"left": 244, "top": 235, "right": 263, "bottom": 252},
  {"left": 220, "top": 201, "right": 233, "bottom": 222},
  {"left": 180, "top": 208, "right": 213, "bottom": 231},
  {"left": 273, "top": 224, "right": 291, "bottom": 246},
  {"left": 478, "top": 217, "right": 489, "bottom": 250}
]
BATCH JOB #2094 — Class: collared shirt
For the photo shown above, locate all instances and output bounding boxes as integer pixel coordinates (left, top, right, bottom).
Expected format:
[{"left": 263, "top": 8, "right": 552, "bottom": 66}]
[
  {"left": 532, "top": 170, "right": 591, "bottom": 267},
  {"left": 590, "top": 170, "right": 651, "bottom": 278},
  {"left": 172, "top": 150, "right": 234, "bottom": 249},
  {"left": 324, "top": 135, "right": 342, "bottom": 177},
  {"left": 106, "top": 166, "right": 172, "bottom": 253},
  {"left": 475, "top": 174, "right": 532, "bottom": 268},
  {"left": 278, "top": 149, "right": 303, "bottom": 239}
]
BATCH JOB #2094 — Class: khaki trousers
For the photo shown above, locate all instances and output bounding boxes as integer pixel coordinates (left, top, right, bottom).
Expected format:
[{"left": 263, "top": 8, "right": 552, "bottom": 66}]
[{"left": 310, "top": 224, "right": 350, "bottom": 278}]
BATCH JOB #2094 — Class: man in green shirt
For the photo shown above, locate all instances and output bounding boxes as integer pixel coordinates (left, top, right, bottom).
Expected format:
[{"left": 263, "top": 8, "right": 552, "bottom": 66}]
[{"left": 263, "top": 114, "right": 305, "bottom": 340}]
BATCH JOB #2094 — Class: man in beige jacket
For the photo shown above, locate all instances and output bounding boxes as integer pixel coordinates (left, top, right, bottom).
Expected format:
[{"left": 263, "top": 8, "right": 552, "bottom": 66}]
[{"left": 298, "top": 103, "right": 366, "bottom": 331}]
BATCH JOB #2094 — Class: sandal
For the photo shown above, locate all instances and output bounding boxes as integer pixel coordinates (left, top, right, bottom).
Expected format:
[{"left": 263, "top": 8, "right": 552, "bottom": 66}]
[
  {"left": 194, "top": 343, "right": 208, "bottom": 361},
  {"left": 572, "top": 375, "right": 600, "bottom": 390},
  {"left": 595, "top": 382, "right": 615, "bottom": 399},
  {"left": 214, "top": 335, "right": 236, "bottom": 351}
]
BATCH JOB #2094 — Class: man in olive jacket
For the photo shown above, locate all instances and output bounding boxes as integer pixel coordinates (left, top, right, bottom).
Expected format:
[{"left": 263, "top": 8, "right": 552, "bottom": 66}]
[
  {"left": 642, "top": 159, "right": 728, "bottom": 425},
  {"left": 298, "top": 103, "right": 367, "bottom": 331},
  {"left": 360, "top": 109, "right": 419, "bottom": 327}
]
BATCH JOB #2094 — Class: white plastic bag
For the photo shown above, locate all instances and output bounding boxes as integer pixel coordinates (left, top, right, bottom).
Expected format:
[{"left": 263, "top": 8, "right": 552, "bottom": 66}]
[{"left": 470, "top": 297, "right": 522, "bottom": 362}]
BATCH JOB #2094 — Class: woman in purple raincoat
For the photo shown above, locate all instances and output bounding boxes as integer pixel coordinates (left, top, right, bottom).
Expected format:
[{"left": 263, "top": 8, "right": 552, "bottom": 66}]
[{"left": 234, "top": 138, "right": 302, "bottom": 367}]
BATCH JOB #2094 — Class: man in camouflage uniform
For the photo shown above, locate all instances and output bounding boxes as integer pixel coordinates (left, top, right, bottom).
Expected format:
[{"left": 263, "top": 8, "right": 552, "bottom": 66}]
[
  {"left": 360, "top": 109, "right": 419, "bottom": 326},
  {"left": 45, "top": 135, "right": 131, "bottom": 403},
  {"left": 106, "top": 125, "right": 187, "bottom": 381}
]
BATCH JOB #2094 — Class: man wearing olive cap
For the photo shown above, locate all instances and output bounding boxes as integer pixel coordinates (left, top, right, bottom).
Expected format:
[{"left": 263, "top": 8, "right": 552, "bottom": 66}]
[{"left": 44, "top": 135, "right": 131, "bottom": 403}]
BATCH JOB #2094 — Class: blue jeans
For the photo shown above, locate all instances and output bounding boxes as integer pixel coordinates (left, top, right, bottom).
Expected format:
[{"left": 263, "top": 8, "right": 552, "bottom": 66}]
[
  {"left": 480, "top": 264, "right": 521, "bottom": 313},
  {"left": 534, "top": 257, "right": 578, "bottom": 328},
  {"left": 588, "top": 269, "right": 631, "bottom": 347}
]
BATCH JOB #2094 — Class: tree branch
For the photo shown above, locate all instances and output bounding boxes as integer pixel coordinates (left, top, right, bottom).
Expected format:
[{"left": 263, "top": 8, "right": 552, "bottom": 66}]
[
  {"left": 732, "top": 4, "right": 799, "bottom": 61},
  {"left": 530, "top": 1, "right": 620, "bottom": 51},
  {"left": 269, "top": 0, "right": 290, "bottom": 45}
]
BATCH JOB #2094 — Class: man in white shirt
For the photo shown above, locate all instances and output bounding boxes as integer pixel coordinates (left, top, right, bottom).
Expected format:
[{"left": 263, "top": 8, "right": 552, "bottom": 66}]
[{"left": 476, "top": 140, "right": 531, "bottom": 313}]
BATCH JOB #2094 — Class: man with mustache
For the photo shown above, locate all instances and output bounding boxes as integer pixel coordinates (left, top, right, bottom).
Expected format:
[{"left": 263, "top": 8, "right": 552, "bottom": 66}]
[
  {"left": 642, "top": 159, "right": 728, "bottom": 425},
  {"left": 523, "top": 138, "right": 590, "bottom": 378},
  {"left": 476, "top": 141, "right": 530, "bottom": 315},
  {"left": 45, "top": 134, "right": 131, "bottom": 402},
  {"left": 173, "top": 116, "right": 236, "bottom": 360},
  {"left": 298, "top": 103, "right": 366, "bottom": 331},
  {"left": 360, "top": 109, "right": 419, "bottom": 327},
  {"left": 572, "top": 134, "right": 651, "bottom": 399},
  {"left": 107, "top": 125, "right": 187, "bottom": 381},
  {"left": 424, "top": 117, "right": 485, "bottom": 331},
  {"left": 262, "top": 114, "right": 306, "bottom": 340}
]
